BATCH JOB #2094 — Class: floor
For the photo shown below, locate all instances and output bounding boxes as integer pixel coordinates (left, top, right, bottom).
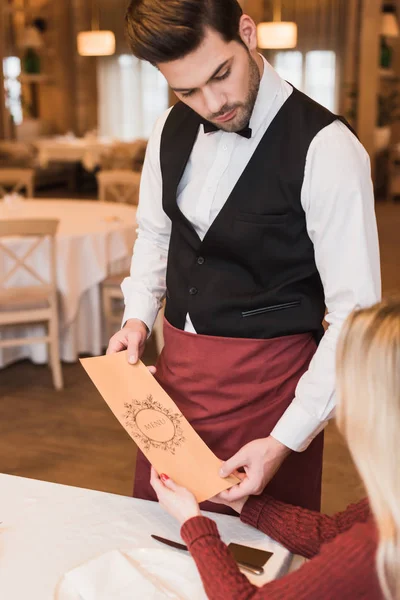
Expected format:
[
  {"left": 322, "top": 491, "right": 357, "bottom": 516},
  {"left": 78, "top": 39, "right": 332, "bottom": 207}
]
[{"left": 0, "top": 201, "right": 399, "bottom": 515}]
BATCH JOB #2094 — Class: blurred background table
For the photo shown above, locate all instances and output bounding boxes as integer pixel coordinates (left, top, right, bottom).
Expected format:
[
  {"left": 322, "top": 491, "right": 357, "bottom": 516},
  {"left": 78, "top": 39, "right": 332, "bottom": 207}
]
[
  {"left": 35, "top": 136, "right": 114, "bottom": 172},
  {"left": 0, "top": 199, "right": 136, "bottom": 366}
]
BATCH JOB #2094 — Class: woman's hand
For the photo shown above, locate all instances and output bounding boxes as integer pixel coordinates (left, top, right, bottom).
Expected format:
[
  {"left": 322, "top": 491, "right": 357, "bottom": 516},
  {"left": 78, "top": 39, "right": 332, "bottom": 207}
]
[{"left": 150, "top": 467, "right": 201, "bottom": 525}]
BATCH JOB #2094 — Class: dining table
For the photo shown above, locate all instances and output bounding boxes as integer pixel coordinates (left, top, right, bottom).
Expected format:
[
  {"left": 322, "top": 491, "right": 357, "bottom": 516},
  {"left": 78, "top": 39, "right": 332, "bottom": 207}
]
[
  {"left": 0, "top": 198, "right": 136, "bottom": 367},
  {"left": 0, "top": 473, "right": 299, "bottom": 599},
  {"left": 35, "top": 135, "right": 114, "bottom": 172}
]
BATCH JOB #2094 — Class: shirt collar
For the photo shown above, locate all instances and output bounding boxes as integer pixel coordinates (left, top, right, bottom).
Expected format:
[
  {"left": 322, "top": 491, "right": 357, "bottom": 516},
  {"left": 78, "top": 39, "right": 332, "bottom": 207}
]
[{"left": 249, "top": 55, "right": 282, "bottom": 135}]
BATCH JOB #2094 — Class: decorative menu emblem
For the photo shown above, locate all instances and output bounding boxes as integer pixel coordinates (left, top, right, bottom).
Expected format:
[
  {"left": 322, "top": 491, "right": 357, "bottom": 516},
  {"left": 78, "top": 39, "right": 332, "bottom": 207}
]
[{"left": 124, "top": 395, "right": 185, "bottom": 454}]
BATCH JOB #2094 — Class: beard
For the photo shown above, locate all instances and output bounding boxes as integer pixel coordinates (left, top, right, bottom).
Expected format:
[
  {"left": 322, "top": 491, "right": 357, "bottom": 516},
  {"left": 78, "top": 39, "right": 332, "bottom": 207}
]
[{"left": 208, "top": 54, "right": 261, "bottom": 133}]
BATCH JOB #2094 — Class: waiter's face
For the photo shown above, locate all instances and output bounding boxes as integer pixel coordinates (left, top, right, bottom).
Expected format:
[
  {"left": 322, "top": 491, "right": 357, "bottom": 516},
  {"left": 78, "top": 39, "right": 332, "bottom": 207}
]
[{"left": 158, "top": 16, "right": 263, "bottom": 133}]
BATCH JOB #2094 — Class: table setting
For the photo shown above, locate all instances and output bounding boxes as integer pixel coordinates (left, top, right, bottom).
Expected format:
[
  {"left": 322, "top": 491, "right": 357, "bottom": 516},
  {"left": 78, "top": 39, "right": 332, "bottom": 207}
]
[{"left": 0, "top": 473, "right": 295, "bottom": 600}]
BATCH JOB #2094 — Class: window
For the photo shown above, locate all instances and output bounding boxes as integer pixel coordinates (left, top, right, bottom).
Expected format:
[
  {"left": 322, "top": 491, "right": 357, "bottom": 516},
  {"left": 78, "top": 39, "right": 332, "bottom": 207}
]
[
  {"left": 274, "top": 50, "right": 336, "bottom": 112},
  {"left": 274, "top": 51, "right": 303, "bottom": 90},
  {"left": 97, "top": 55, "right": 168, "bottom": 140},
  {"left": 3, "top": 56, "right": 22, "bottom": 125}
]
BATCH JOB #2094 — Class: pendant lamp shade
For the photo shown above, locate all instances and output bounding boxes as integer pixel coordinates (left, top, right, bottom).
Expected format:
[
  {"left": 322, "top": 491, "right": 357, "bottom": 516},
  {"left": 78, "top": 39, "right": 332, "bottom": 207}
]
[
  {"left": 257, "top": 21, "right": 298, "bottom": 49},
  {"left": 77, "top": 0, "right": 116, "bottom": 56},
  {"left": 77, "top": 30, "right": 115, "bottom": 56},
  {"left": 381, "top": 4, "right": 399, "bottom": 38},
  {"left": 22, "top": 25, "right": 44, "bottom": 49},
  {"left": 257, "top": 0, "right": 298, "bottom": 50}
]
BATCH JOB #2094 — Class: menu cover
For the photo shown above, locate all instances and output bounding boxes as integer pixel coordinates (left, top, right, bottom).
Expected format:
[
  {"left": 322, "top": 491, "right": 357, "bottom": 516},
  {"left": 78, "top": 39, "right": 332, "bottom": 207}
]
[{"left": 80, "top": 351, "right": 239, "bottom": 502}]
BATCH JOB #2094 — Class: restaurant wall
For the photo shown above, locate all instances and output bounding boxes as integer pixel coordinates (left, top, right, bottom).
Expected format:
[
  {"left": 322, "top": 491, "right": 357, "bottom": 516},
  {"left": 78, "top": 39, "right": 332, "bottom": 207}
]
[{"left": 25, "top": 0, "right": 98, "bottom": 136}]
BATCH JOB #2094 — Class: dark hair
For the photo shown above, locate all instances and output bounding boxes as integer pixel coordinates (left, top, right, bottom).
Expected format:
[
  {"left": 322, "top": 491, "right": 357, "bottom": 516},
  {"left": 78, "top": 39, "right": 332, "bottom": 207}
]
[{"left": 125, "top": 0, "right": 244, "bottom": 64}]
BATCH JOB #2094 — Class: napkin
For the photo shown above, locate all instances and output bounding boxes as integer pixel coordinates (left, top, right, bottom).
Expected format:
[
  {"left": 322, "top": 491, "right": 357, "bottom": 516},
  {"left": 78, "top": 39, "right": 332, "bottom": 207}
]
[{"left": 56, "top": 547, "right": 208, "bottom": 600}]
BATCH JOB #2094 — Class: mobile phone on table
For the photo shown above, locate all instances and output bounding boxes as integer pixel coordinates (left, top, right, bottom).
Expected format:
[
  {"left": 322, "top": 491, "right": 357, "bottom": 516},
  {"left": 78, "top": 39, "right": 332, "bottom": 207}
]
[{"left": 228, "top": 542, "right": 273, "bottom": 569}]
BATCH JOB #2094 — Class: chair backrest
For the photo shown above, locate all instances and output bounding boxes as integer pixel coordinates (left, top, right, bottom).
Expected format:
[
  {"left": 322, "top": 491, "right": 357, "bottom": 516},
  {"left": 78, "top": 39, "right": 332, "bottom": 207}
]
[
  {"left": 0, "top": 219, "right": 59, "bottom": 292},
  {"left": 0, "top": 141, "right": 37, "bottom": 168},
  {"left": 99, "top": 140, "right": 147, "bottom": 172},
  {"left": 96, "top": 169, "right": 141, "bottom": 205},
  {"left": 0, "top": 168, "right": 35, "bottom": 198}
]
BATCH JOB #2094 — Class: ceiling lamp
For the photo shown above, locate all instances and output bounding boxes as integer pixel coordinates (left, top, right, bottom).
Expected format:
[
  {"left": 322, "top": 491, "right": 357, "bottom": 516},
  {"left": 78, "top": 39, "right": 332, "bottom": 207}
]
[
  {"left": 381, "top": 3, "right": 399, "bottom": 38},
  {"left": 77, "top": 0, "right": 115, "bottom": 56},
  {"left": 257, "top": 0, "right": 297, "bottom": 49},
  {"left": 77, "top": 31, "right": 115, "bottom": 56}
]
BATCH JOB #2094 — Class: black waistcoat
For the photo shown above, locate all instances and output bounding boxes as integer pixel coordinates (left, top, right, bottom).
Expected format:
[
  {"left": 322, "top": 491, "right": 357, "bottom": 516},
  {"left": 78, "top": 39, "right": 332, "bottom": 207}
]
[{"left": 160, "top": 88, "right": 354, "bottom": 340}]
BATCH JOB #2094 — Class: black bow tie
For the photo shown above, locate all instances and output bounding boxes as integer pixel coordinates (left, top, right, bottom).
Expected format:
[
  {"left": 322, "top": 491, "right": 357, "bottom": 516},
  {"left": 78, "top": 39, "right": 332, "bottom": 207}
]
[{"left": 202, "top": 120, "right": 252, "bottom": 139}]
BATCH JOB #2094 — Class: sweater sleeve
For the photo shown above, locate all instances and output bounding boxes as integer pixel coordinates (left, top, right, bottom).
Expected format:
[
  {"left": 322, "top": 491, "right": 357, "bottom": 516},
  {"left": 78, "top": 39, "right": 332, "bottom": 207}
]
[
  {"left": 180, "top": 513, "right": 379, "bottom": 600},
  {"left": 240, "top": 495, "right": 370, "bottom": 559}
]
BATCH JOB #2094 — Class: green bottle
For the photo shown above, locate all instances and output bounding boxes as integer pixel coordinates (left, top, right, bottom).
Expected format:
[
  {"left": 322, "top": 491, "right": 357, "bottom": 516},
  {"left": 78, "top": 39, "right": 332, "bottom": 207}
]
[
  {"left": 23, "top": 48, "right": 41, "bottom": 74},
  {"left": 380, "top": 37, "right": 392, "bottom": 70}
]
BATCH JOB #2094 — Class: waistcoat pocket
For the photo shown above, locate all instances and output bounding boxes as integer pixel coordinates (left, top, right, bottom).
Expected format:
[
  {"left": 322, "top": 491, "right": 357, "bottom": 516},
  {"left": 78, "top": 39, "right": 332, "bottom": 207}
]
[
  {"left": 242, "top": 300, "right": 301, "bottom": 318},
  {"left": 237, "top": 212, "right": 288, "bottom": 225}
]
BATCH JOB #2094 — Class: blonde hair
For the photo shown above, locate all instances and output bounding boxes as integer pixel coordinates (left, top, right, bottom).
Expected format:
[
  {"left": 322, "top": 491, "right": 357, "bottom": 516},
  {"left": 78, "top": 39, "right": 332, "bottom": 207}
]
[{"left": 336, "top": 300, "right": 400, "bottom": 600}]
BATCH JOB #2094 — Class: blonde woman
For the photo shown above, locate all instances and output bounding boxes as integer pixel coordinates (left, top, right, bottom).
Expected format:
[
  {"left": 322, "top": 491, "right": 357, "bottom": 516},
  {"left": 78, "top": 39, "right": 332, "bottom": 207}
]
[{"left": 151, "top": 300, "right": 400, "bottom": 599}]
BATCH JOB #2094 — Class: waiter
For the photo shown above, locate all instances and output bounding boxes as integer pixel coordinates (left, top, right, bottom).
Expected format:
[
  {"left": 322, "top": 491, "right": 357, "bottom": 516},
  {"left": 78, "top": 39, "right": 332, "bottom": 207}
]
[{"left": 107, "top": 0, "right": 380, "bottom": 512}]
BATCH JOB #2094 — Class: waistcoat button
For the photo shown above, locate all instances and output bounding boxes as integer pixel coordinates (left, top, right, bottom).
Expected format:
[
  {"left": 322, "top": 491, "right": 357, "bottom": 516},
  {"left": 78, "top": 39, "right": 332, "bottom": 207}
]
[{"left": 189, "top": 287, "right": 198, "bottom": 295}]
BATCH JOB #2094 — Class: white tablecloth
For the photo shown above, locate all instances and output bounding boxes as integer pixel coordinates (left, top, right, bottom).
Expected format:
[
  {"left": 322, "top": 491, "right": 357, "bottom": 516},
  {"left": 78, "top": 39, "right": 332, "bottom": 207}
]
[
  {"left": 35, "top": 137, "right": 114, "bottom": 171},
  {"left": 0, "top": 474, "right": 293, "bottom": 600},
  {"left": 0, "top": 199, "right": 136, "bottom": 366}
]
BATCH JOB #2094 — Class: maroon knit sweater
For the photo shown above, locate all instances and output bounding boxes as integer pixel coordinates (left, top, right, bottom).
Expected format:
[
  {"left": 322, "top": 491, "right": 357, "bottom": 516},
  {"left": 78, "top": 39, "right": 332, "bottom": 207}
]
[{"left": 181, "top": 496, "right": 383, "bottom": 599}]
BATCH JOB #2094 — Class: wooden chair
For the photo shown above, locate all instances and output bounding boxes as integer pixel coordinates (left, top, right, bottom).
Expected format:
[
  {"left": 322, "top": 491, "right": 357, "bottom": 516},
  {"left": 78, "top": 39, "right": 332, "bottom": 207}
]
[
  {"left": 0, "top": 168, "right": 35, "bottom": 198},
  {"left": 102, "top": 272, "right": 164, "bottom": 355},
  {"left": 0, "top": 219, "right": 63, "bottom": 389},
  {"left": 96, "top": 170, "right": 141, "bottom": 205}
]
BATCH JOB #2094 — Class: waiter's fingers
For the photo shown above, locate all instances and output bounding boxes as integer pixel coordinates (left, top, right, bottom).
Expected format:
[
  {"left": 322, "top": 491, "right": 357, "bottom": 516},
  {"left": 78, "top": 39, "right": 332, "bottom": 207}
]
[
  {"left": 106, "top": 328, "right": 129, "bottom": 355},
  {"left": 233, "top": 469, "right": 247, "bottom": 481},
  {"left": 127, "top": 331, "right": 144, "bottom": 364},
  {"left": 218, "top": 478, "right": 254, "bottom": 502},
  {"left": 219, "top": 448, "right": 249, "bottom": 478},
  {"left": 106, "top": 338, "right": 126, "bottom": 355}
]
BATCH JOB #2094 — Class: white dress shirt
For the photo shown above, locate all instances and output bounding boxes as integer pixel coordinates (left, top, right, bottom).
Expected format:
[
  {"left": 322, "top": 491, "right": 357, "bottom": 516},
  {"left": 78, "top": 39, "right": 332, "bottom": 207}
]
[{"left": 122, "top": 57, "right": 381, "bottom": 452}]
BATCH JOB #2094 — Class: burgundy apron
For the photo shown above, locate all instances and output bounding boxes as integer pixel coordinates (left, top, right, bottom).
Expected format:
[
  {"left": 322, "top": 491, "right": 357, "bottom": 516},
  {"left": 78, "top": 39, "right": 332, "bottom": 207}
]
[{"left": 134, "top": 319, "right": 324, "bottom": 514}]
